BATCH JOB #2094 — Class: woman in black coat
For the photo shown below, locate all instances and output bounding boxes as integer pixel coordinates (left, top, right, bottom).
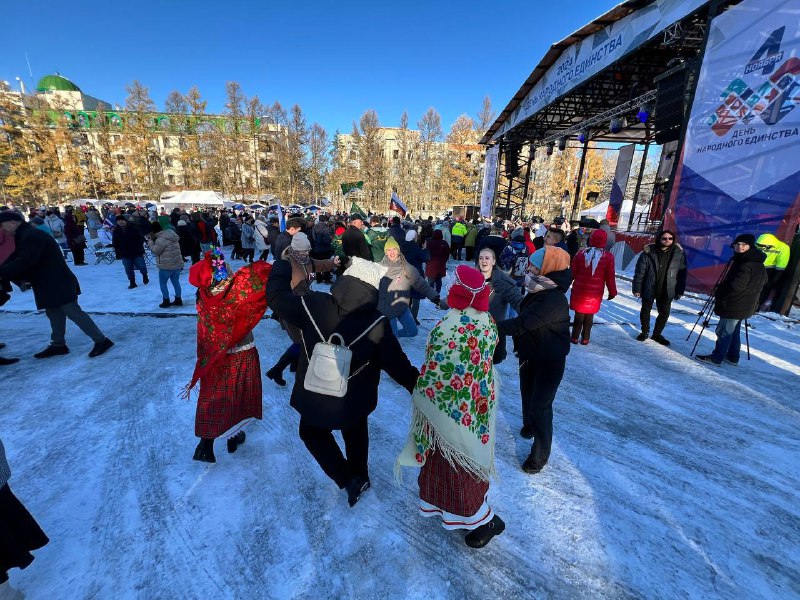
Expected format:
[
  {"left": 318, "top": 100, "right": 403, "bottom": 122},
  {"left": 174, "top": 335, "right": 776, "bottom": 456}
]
[{"left": 266, "top": 256, "right": 419, "bottom": 506}]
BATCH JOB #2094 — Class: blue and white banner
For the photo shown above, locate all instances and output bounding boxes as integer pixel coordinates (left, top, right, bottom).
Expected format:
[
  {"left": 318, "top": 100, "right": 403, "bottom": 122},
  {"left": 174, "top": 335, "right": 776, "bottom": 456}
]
[
  {"left": 606, "top": 144, "right": 635, "bottom": 227},
  {"left": 667, "top": 0, "right": 800, "bottom": 292},
  {"left": 480, "top": 146, "right": 500, "bottom": 218},
  {"left": 493, "top": 0, "right": 707, "bottom": 141}
]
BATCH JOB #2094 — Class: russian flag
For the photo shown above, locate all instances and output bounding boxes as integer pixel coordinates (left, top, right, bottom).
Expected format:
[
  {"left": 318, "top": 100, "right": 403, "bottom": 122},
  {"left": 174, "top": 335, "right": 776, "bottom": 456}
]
[
  {"left": 276, "top": 201, "right": 285, "bottom": 232},
  {"left": 389, "top": 192, "right": 408, "bottom": 218}
]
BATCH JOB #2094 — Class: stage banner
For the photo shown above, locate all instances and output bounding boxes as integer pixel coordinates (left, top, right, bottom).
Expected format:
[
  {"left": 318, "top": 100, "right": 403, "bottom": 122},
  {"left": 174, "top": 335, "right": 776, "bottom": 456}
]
[
  {"left": 493, "top": 0, "right": 707, "bottom": 141},
  {"left": 606, "top": 144, "right": 635, "bottom": 227},
  {"left": 666, "top": 0, "right": 800, "bottom": 293},
  {"left": 480, "top": 145, "right": 500, "bottom": 217}
]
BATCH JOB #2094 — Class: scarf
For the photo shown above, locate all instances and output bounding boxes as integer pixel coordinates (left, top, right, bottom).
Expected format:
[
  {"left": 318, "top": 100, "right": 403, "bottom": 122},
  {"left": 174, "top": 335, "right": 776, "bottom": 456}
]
[
  {"left": 583, "top": 247, "right": 604, "bottom": 276},
  {"left": 288, "top": 248, "right": 311, "bottom": 265},
  {"left": 184, "top": 261, "right": 271, "bottom": 396},
  {"left": 396, "top": 307, "right": 499, "bottom": 482},
  {"left": 524, "top": 273, "right": 557, "bottom": 294}
]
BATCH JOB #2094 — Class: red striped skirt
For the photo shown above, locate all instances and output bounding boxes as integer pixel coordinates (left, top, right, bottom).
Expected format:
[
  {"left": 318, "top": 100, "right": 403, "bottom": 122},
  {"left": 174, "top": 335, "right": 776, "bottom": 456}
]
[
  {"left": 417, "top": 447, "right": 492, "bottom": 530},
  {"left": 195, "top": 347, "right": 262, "bottom": 438}
]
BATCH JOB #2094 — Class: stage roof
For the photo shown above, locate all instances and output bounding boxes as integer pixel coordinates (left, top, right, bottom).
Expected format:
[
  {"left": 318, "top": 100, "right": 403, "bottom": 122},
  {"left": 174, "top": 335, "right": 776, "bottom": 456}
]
[{"left": 480, "top": 0, "right": 715, "bottom": 147}]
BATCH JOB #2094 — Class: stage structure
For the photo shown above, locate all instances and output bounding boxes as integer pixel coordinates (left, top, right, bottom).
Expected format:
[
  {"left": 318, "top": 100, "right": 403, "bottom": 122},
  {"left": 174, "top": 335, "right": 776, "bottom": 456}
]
[{"left": 480, "top": 0, "right": 720, "bottom": 228}]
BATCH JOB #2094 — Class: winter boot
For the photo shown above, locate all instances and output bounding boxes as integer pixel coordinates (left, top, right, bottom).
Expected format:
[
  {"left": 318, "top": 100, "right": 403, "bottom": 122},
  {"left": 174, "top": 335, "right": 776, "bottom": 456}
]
[
  {"left": 171, "top": 297, "right": 183, "bottom": 306},
  {"left": 651, "top": 334, "right": 670, "bottom": 346},
  {"left": 88, "top": 338, "right": 114, "bottom": 358},
  {"left": 521, "top": 454, "right": 546, "bottom": 474},
  {"left": 227, "top": 431, "right": 246, "bottom": 453},
  {"left": 636, "top": 332, "right": 648, "bottom": 341},
  {"left": 0, "top": 356, "right": 20, "bottom": 366},
  {"left": 159, "top": 299, "right": 172, "bottom": 309},
  {"left": 519, "top": 425, "right": 535, "bottom": 439},
  {"left": 34, "top": 344, "right": 69, "bottom": 359},
  {"left": 192, "top": 438, "right": 216, "bottom": 463},
  {"left": 345, "top": 475, "right": 371, "bottom": 507},
  {"left": 464, "top": 515, "right": 505, "bottom": 548},
  {"left": 266, "top": 367, "right": 287, "bottom": 387},
  {"left": 128, "top": 282, "right": 137, "bottom": 289},
  {"left": 143, "top": 274, "right": 149, "bottom": 285}
]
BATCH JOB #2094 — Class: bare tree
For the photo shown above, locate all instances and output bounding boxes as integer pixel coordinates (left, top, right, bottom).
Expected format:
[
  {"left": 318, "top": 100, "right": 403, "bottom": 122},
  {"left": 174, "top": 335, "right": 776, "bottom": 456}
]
[
  {"left": 308, "top": 123, "right": 329, "bottom": 200},
  {"left": 352, "top": 109, "right": 388, "bottom": 210},
  {"left": 475, "top": 96, "right": 496, "bottom": 135},
  {"left": 417, "top": 107, "right": 443, "bottom": 210}
]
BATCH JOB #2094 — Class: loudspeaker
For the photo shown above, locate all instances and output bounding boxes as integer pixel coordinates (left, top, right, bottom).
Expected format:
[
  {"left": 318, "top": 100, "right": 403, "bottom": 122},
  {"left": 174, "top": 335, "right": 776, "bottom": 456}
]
[
  {"left": 503, "top": 144, "right": 521, "bottom": 178},
  {"left": 653, "top": 60, "right": 694, "bottom": 145}
]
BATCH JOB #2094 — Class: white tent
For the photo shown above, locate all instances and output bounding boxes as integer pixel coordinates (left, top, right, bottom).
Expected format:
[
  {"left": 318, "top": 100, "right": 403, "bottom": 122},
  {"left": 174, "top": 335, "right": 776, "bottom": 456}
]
[
  {"left": 162, "top": 190, "right": 226, "bottom": 207},
  {"left": 581, "top": 199, "right": 649, "bottom": 228}
]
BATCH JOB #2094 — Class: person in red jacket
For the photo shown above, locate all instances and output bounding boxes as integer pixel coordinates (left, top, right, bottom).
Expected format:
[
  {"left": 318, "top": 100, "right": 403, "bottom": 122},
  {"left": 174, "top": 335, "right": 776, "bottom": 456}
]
[
  {"left": 569, "top": 229, "right": 616, "bottom": 344},
  {"left": 424, "top": 229, "right": 450, "bottom": 293}
]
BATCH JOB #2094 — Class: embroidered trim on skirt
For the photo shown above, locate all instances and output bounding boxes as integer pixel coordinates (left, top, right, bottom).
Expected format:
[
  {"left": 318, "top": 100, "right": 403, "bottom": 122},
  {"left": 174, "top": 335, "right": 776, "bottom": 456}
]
[
  {"left": 0, "top": 484, "right": 49, "bottom": 583},
  {"left": 417, "top": 447, "right": 492, "bottom": 531},
  {"left": 195, "top": 347, "right": 262, "bottom": 439}
]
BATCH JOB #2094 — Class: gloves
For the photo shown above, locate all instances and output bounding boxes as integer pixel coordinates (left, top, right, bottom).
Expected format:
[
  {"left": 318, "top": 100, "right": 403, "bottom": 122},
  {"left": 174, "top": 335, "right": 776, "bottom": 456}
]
[
  {"left": 438, "top": 297, "right": 449, "bottom": 310},
  {"left": 432, "top": 296, "right": 441, "bottom": 307}
]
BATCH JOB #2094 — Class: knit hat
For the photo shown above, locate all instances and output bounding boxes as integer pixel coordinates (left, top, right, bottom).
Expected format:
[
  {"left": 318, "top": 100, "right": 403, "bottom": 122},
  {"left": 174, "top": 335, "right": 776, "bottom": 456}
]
[
  {"left": 0, "top": 211, "right": 24, "bottom": 223},
  {"left": 733, "top": 233, "right": 755, "bottom": 246},
  {"left": 588, "top": 229, "right": 607, "bottom": 248},
  {"left": 529, "top": 248, "right": 546, "bottom": 271},
  {"left": 447, "top": 265, "right": 489, "bottom": 312},
  {"left": 405, "top": 229, "right": 417, "bottom": 242},
  {"left": 540, "top": 246, "right": 571, "bottom": 275},
  {"left": 157, "top": 215, "right": 171, "bottom": 230},
  {"left": 291, "top": 232, "right": 311, "bottom": 252},
  {"left": 384, "top": 237, "right": 400, "bottom": 253},
  {"left": 344, "top": 257, "right": 388, "bottom": 289}
]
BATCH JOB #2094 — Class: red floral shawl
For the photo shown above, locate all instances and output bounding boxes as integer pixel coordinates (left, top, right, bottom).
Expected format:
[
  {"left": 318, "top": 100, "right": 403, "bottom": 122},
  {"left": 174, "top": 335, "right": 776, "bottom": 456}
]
[{"left": 186, "top": 260, "right": 271, "bottom": 393}]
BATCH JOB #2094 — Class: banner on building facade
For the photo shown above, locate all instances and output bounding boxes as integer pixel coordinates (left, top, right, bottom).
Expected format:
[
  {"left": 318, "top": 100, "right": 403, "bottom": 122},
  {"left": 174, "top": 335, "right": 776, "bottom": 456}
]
[
  {"left": 493, "top": 0, "right": 707, "bottom": 141},
  {"left": 666, "top": 0, "right": 800, "bottom": 293},
  {"left": 480, "top": 145, "right": 500, "bottom": 218},
  {"left": 606, "top": 144, "right": 635, "bottom": 227}
]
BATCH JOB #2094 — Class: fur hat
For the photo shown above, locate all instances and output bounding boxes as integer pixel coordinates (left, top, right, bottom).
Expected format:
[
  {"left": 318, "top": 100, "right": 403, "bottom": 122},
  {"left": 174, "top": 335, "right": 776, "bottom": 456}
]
[
  {"left": 384, "top": 237, "right": 400, "bottom": 253},
  {"left": 447, "top": 265, "right": 489, "bottom": 312},
  {"left": 291, "top": 232, "right": 311, "bottom": 252},
  {"left": 405, "top": 229, "right": 417, "bottom": 242},
  {"left": 344, "top": 257, "right": 388, "bottom": 289},
  {"left": 733, "top": 233, "right": 756, "bottom": 246}
]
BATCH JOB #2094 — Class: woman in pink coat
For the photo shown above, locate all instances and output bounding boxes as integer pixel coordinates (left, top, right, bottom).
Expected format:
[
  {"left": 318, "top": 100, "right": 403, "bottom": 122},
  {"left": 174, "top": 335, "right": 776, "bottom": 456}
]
[{"left": 569, "top": 229, "right": 617, "bottom": 344}]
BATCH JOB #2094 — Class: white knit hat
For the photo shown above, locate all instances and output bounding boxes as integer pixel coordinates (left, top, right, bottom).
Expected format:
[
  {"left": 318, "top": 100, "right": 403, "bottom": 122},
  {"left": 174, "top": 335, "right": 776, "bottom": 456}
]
[
  {"left": 291, "top": 232, "right": 311, "bottom": 252},
  {"left": 405, "top": 229, "right": 417, "bottom": 242},
  {"left": 344, "top": 257, "right": 388, "bottom": 289}
]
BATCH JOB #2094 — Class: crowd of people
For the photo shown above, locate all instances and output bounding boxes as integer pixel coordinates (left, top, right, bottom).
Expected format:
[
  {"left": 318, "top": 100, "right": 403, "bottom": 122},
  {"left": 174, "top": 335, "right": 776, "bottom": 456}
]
[{"left": 0, "top": 197, "right": 787, "bottom": 592}]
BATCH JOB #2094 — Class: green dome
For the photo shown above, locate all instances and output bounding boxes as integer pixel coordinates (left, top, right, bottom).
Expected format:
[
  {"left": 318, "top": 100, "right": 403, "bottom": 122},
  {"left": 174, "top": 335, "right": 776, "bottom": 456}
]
[{"left": 36, "top": 74, "right": 81, "bottom": 93}]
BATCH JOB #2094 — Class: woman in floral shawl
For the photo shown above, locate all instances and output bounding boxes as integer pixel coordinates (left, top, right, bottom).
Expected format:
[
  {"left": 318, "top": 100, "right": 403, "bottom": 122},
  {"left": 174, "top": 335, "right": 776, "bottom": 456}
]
[
  {"left": 397, "top": 265, "right": 505, "bottom": 548},
  {"left": 187, "top": 248, "right": 271, "bottom": 463}
]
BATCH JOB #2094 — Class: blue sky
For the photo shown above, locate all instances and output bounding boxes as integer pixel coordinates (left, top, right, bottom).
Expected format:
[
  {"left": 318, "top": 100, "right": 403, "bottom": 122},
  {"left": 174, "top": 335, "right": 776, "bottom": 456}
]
[{"left": 1, "top": 0, "right": 619, "bottom": 136}]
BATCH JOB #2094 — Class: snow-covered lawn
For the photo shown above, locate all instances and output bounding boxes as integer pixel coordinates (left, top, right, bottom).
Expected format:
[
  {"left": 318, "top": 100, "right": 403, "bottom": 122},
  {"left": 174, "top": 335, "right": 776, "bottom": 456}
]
[{"left": 1, "top": 257, "right": 798, "bottom": 599}]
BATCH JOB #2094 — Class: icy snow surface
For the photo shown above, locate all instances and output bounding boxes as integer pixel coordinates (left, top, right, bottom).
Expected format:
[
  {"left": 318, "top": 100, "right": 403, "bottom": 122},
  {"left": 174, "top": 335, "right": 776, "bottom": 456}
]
[{"left": 1, "top": 255, "right": 798, "bottom": 600}]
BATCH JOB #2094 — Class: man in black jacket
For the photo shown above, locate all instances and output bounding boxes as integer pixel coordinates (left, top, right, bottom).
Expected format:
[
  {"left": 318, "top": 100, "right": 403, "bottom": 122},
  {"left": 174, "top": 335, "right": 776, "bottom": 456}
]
[
  {"left": 271, "top": 217, "right": 303, "bottom": 261},
  {"left": 112, "top": 215, "right": 148, "bottom": 289},
  {"left": 0, "top": 211, "right": 113, "bottom": 359},
  {"left": 342, "top": 214, "right": 372, "bottom": 262},
  {"left": 697, "top": 234, "right": 767, "bottom": 366},
  {"left": 496, "top": 246, "right": 572, "bottom": 474},
  {"left": 632, "top": 230, "right": 687, "bottom": 345},
  {"left": 266, "top": 256, "right": 418, "bottom": 507}
]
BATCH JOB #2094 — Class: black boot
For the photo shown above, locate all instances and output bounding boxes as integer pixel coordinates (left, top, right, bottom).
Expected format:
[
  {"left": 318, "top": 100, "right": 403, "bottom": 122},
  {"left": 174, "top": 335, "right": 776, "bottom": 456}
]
[
  {"left": 143, "top": 274, "right": 149, "bottom": 284},
  {"left": 171, "top": 297, "right": 183, "bottom": 306},
  {"left": 227, "top": 431, "right": 246, "bottom": 453},
  {"left": 159, "top": 299, "right": 172, "bottom": 309},
  {"left": 34, "top": 344, "right": 69, "bottom": 359},
  {"left": 88, "top": 338, "right": 114, "bottom": 358},
  {"left": 464, "top": 515, "right": 505, "bottom": 548},
  {"left": 266, "top": 367, "right": 286, "bottom": 386},
  {"left": 0, "top": 356, "right": 20, "bottom": 365},
  {"left": 128, "top": 280, "right": 137, "bottom": 289},
  {"left": 345, "top": 475, "right": 371, "bottom": 507},
  {"left": 636, "top": 332, "right": 648, "bottom": 341},
  {"left": 289, "top": 354, "right": 298, "bottom": 373},
  {"left": 192, "top": 438, "right": 216, "bottom": 463}
]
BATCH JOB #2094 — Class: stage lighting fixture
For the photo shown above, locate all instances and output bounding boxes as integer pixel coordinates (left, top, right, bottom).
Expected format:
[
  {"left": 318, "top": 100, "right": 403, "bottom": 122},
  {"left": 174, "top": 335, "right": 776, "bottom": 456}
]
[
  {"left": 558, "top": 137, "right": 567, "bottom": 151},
  {"left": 637, "top": 103, "right": 654, "bottom": 123},
  {"left": 546, "top": 141, "right": 555, "bottom": 156},
  {"left": 610, "top": 117, "right": 627, "bottom": 134}
]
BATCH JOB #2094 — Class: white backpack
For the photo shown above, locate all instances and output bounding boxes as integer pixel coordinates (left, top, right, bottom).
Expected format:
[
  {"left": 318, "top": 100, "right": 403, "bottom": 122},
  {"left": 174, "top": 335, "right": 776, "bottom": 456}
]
[{"left": 300, "top": 297, "right": 384, "bottom": 398}]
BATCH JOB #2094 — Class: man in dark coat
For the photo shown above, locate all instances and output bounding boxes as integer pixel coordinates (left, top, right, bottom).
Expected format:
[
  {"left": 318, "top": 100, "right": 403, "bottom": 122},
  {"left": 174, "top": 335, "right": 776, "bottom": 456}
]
[
  {"left": 271, "top": 217, "right": 303, "bottom": 261},
  {"left": 311, "top": 215, "right": 334, "bottom": 283},
  {"left": 496, "top": 246, "right": 572, "bottom": 474},
  {"left": 112, "top": 215, "right": 148, "bottom": 289},
  {"left": 342, "top": 214, "right": 373, "bottom": 262},
  {"left": 0, "top": 211, "right": 113, "bottom": 358},
  {"left": 266, "top": 256, "right": 418, "bottom": 507},
  {"left": 401, "top": 229, "right": 429, "bottom": 322},
  {"left": 387, "top": 216, "right": 405, "bottom": 246},
  {"left": 632, "top": 230, "right": 687, "bottom": 345},
  {"left": 697, "top": 234, "right": 767, "bottom": 366}
]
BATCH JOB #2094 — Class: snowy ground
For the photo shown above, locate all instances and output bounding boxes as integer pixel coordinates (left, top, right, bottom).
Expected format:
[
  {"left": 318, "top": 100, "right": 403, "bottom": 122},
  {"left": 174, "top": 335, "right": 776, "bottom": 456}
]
[{"left": 1, "top": 253, "right": 798, "bottom": 600}]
